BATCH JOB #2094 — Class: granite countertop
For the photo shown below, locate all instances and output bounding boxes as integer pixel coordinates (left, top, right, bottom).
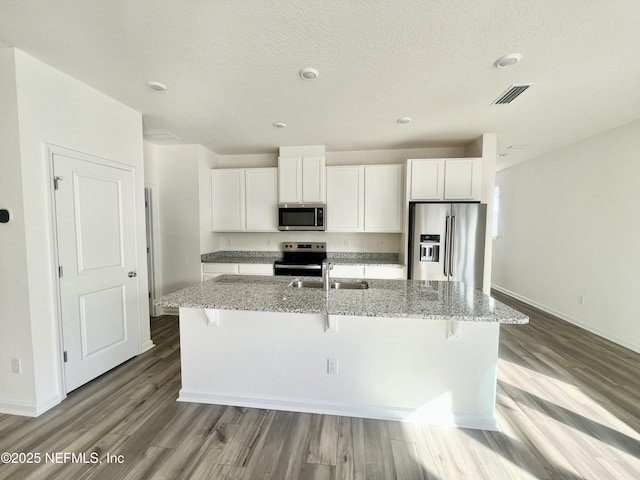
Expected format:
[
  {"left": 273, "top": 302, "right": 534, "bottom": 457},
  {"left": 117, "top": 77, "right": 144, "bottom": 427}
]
[
  {"left": 201, "top": 251, "right": 403, "bottom": 267},
  {"left": 201, "top": 251, "right": 282, "bottom": 264},
  {"left": 157, "top": 275, "right": 528, "bottom": 324}
]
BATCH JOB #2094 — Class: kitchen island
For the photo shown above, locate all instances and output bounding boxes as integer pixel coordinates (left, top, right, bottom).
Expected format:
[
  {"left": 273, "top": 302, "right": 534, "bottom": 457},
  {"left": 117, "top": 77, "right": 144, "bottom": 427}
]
[{"left": 158, "top": 275, "right": 528, "bottom": 430}]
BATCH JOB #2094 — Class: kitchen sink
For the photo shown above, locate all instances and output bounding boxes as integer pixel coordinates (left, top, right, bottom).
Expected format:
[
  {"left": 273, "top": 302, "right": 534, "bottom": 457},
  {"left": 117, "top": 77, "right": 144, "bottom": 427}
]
[{"left": 289, "top": 280, "right": 369, "bottom": 290}]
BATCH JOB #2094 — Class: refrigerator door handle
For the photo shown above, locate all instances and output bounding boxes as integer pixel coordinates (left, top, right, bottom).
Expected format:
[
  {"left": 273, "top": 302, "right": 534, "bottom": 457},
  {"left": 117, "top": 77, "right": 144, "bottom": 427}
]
[
  {"left": 444, "top": 216, "right": 450, "bottom": 276},
  {"left": 449, "top": 215, "right": 456, "bottom": 277}
]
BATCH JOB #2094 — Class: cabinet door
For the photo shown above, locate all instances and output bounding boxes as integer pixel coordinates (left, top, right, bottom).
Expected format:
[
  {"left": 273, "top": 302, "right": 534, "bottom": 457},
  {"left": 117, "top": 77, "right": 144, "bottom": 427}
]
[
  {"left": 302, "top": 156, "right": 326, "bottom": 203},
  {"left": 364, "top": 164, "right": 403, "bottom": 232},
  {"left": 331, "top": 265, "right": 365, "bottom": 278},
  {"left": 444, "top": 158, "right": 482, "bottom": 200},
  {"left": 211, "top": 170, "right": 245, "bottom": 231},
  {"left": 409, "top": 159, "right": 445, "bottom": 200},
  {"left": 246, "top": 168, "right": 279, "bottom": 231},
  {"left": 238, "top": 264, "right": 274, "bottom": 276},
  {"left": 364, "top": 265, "right": 405, "bottom": 279},
  {"left": 326, "top": 166, "right": 364, "bottom": 231},
  {"left": 278, "top": 157, "right": 302, "bottom": 203}
]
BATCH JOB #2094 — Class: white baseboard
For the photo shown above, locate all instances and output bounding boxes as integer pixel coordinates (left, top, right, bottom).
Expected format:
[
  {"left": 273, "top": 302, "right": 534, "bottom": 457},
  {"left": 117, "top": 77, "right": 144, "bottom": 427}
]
[
  {"left": 177, "top": 390, "right": 498, "bottom": 431},
  {"left": 0, "top": 393, "right": 61, "bottom": 417},
  {"left": 140, "top": 341, "right": 155, "bottom": 353},
  {"left": 491, "top": 284, "right": 640, "bottom": 355}
]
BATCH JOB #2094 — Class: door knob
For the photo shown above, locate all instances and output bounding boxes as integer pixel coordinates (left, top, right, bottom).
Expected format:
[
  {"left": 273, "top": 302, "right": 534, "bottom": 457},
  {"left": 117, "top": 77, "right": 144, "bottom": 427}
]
[{"left": 128, "top": 271, "right": 137, "bottom": 278}]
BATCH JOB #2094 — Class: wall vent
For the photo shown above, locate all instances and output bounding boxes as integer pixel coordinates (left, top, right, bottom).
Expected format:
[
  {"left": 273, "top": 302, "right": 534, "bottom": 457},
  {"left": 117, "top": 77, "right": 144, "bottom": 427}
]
[{"left": 492, "top": 84, "right": 534, "bottom": 105}]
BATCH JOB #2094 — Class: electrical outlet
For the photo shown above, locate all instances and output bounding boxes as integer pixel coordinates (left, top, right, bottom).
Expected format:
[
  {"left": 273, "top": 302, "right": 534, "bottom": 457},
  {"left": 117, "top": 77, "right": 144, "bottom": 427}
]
[
  {"left": 226, "top": 239, "right": 232, "bottom": 246},
  {"left": 379, "top": 240, "right": 384, "bottom": 247},
  {"left": 267, "top": 238, "right": 272, "bottom": 246},
  {"left": 327, "top": 358, "right": 338, "bottom": 375},
  {"left": 344, "top": 240, "right": 349, "bottom": 247},
  {"left": 578, "top": 296, "right": 585, "bottom": 305},
  {"left": 11, "top": 358, "right": 21, "bottom": 374}
]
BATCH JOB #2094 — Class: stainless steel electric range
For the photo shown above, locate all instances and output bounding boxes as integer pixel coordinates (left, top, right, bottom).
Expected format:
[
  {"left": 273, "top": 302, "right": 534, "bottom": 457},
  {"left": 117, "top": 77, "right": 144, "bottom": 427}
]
[{"left": 273, "top": 242, "right": 327, "bottom": 277}]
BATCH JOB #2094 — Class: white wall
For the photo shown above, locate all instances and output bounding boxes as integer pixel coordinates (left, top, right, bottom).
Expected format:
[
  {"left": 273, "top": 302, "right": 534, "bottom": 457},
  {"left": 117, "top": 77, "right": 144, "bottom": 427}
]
[
  {"left": 155, "top": 144, "right": 220, "bottom": 298},
  {"left": 198, "top": 145, "right": 219, "bottom": 254},
  {"left": 0, "top": 49, "right": 36, "bottom": 412},
  {"left": 492, "top": 120, "right": 640, "bottom": 353},
  {"left": 0, "top": 49, "right": 151, "bottom": 416}
]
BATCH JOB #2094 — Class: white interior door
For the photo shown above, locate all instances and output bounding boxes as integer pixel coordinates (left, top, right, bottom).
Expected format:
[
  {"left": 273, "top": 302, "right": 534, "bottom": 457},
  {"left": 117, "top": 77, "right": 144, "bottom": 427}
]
[{"left": 53, "top": 152, "right": 140, "bottom": 393}]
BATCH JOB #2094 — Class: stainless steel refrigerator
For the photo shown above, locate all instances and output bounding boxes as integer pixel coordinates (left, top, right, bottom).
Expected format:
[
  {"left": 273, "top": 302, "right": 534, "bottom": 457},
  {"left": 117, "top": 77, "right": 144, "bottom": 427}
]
[{"left": 408, "top": 202, "right": 487, "bottom": 287}]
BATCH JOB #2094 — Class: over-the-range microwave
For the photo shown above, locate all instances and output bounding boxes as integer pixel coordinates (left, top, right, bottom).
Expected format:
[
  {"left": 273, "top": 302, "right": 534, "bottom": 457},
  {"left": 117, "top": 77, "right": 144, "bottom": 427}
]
[{"left": 278, "top": 203, "right": 325, "bottom": 231}]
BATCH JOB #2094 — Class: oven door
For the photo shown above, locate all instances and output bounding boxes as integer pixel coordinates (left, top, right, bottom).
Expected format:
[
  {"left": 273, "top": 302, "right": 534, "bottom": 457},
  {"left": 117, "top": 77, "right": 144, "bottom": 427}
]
[{"left": 273, "top": 262, "right": 323, "bottom": 277}]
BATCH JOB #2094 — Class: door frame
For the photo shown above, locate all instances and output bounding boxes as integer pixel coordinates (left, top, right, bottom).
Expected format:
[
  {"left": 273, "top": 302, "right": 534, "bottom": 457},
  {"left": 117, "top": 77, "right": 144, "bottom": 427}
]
[
  {"left": 47, "top": 144, "right": 144, "bottom": 397},
  {"left": 144, "top": 185, "right": 161, "bottom": 317}
]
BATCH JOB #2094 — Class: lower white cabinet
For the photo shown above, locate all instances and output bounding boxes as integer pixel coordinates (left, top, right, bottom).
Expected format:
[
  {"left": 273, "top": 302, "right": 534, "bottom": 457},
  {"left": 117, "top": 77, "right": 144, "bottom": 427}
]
[
  {"left": 238, "top": 263, "right": 274, "bottom": 276},
  {"left": 330, "top": 265, "right": 365, "bottom": 278},
  {"left": 201, "top": 263, "right": 273, "bottom": 280},
  {"left": 364, "top": 265, "right": 404, "bottom": 279},
  {"left": 330, "top": 264, "right": 404, "bottom": 280}
]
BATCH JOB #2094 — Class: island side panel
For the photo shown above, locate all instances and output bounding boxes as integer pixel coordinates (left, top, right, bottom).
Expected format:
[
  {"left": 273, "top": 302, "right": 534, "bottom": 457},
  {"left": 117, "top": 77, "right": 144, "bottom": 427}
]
[{"left": 178, "top": 308, "right": 500, "bottom": 430}]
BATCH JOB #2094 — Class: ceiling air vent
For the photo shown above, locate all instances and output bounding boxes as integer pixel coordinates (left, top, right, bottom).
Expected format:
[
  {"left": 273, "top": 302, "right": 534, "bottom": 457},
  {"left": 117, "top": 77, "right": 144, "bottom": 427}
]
[
  {"left": 144, "top": 129, "right": 179, "bottom": 140},
  {"left": 492, "top": 83, "right": 534, "bottom": 105}
]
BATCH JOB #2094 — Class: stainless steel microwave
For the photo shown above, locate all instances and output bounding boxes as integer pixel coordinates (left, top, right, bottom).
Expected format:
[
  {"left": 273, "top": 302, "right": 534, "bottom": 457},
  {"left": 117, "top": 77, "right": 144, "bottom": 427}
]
[{"left": 278, "top": 203, "right": 325, "bottom": 231}]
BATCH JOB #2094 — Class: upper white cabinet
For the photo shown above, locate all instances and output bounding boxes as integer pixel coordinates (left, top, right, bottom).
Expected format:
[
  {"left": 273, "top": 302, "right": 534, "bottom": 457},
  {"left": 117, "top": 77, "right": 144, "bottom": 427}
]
[
  {"left": 278, "top": 156, "right": 326, "bottom": 203},
  {"left": 245, "top": 168, "right": 279, "bottom": 231},
  {"left": 326, "top": 166, "right": 365, "bottom": 231},
  {"left": 443, "top": 158, "right": 482, "bottom": 200},
  {"left": 211, "top": 169, "right": 245, "bottom": 231},
  {"left": 211, "top": 168, "right": 278, "bottom": 232},
  {"left": 408, "top": 158, "right": 482, "bottom": 201},
  {"left": 326, "top": 164, "right": 403, "bottom": 233},
  {"left": 364, "top": 164, "right": 403, "bottom": 232}
]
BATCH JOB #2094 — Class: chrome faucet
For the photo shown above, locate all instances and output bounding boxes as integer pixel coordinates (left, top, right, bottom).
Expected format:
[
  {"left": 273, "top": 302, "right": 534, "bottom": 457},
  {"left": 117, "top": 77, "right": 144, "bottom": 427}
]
[{"left": 322, "top": 259, "right": 333, "bottom": 291}]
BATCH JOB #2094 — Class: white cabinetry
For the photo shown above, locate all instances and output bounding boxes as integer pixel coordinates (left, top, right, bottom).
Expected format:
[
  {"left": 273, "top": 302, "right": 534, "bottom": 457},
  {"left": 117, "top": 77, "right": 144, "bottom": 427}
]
[
  {"left": 330, "top": 264, "right": 404, "bottom": 280},
  {"left": 364, "top": 164, "right": 403, "bottom": 232},
  {"left": 245, "top": 168, "right": 278, "bottom": 231},
  {"left": 278, "top": 156, "right": 326, "bottom": 203},
  {"left": 211, "top": 169, "right": 245, "bottom": 231},
  {"left": 326, "top": 164, "right": 402, "bottom": 233},
  {"left": 408, "top": 158, "right": 482, "bottom": 201},
  {"left": 326, "top": 166, "right": 364, "bottom": 232},
  {"left": 202, "top": 263, "right": 239, "bottom": 280},
  {"left": 211, "top": 168, "right": 278, "bottom": 232},
  {"left": 202, "top": 262, "right": 273, "bottom": 280}
]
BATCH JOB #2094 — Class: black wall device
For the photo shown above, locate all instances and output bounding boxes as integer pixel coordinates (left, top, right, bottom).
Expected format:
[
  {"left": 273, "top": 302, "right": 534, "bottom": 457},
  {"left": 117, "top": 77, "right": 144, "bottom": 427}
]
[{"left": 0, "top": 209, "right": 10, "bottom": 223}]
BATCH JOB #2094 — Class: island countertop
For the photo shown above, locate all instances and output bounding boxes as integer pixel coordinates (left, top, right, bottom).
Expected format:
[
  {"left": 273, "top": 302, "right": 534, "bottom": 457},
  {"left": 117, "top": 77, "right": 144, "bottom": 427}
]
[{"left": 157, "top": 275, "right": 528, "bottom": 324}]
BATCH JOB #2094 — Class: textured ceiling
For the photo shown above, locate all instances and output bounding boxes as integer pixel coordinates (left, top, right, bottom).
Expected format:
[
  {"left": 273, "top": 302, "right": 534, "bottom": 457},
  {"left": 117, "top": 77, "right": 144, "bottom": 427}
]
[{"left": 1, "top": 0, "right": 639, "bottom": 169}]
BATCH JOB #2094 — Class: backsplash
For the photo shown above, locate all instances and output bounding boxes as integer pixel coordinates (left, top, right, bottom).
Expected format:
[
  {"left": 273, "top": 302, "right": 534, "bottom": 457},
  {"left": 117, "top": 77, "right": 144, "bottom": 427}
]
[{"left": 213, "top": 232, "right": 402, "bottom": 253}]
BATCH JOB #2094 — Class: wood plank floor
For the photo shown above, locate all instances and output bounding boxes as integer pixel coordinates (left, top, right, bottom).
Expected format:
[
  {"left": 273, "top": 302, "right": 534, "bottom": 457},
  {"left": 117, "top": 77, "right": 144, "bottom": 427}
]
[{"left": 2, "top": 292, "right": 640, "bottom": 479}]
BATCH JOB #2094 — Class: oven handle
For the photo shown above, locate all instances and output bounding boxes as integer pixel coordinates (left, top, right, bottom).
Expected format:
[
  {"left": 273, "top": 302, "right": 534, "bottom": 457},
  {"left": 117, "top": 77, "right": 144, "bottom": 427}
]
[{"left": 274, "top": 264, "right": 321, "bottom": 270}]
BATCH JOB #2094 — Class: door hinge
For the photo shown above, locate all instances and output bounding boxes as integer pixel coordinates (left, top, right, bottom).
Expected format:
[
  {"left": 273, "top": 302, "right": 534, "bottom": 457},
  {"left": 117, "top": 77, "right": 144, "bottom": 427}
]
[
  {"left": 148, "top": 291, "right": 151, "bottom": 299},
  {"left": 58, "top": 266, "right": 63, "bottom": 278},
  {"left": 63, "top": 351, "right": 68, "bottom": 363},
  {"left": 53, "top": 176, "right": 63, "bottom": 190}
]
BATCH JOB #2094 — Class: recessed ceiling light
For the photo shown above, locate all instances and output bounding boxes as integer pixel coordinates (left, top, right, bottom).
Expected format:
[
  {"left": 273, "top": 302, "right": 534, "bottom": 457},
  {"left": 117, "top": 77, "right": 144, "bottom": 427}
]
[
  {"left": 397, "top": 117, "right": 412, "bottom": 124},
  {"left": 299, "top": 67, "right": 319, "bottom": 80},
  {"left": 497, "top": 153, "right": 508, "bottom": 158},
  {"left": 494, "top": 53, "right": 522, "bottom": 69},
  {"left": 273, "top": 122, "right": 287, "bottom": 129},
  {"left": 147, "top": 81, "right": 167, "bottom": 91},
  {"left": 506, "top": 144, "right": 528, "bottom": 150}
]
